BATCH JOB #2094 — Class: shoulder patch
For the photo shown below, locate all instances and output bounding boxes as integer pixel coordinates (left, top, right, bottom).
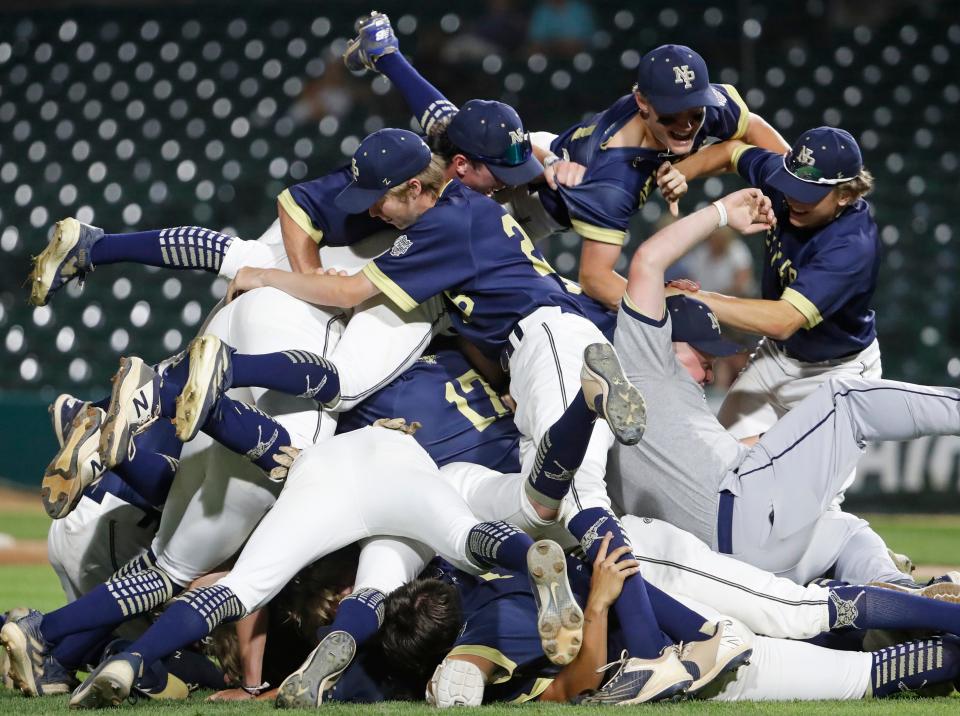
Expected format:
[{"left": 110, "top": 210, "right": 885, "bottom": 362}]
[
  {"left": 711, "top": 87, "right": 727, "bottom": 106},
  {"left": 390, "top": 234, "right": 412, "bottom": 256}
]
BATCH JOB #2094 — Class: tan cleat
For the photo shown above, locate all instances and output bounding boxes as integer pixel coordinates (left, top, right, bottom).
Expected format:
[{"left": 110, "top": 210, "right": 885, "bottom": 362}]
[
  {"left": 577, "top": 647, "right": 692, "bottom": 704},
  {"left": 679, "top": 619, "right": 754, "bottom": 696},
  {"left": 29, "top": 217, "right": 102, "bottom": 306},
  {"left": 581, "top": 343, "right": 647, "bottom": 445},
  {"left": 100, "top": 356, "right": 161, "bottom": 469},
  {"left": 69, "top": 652, "right": 141, "bottom": 709},
  {"left": 527, "top": 539, "right": 583, "bottom": 666},
  {"left": 41, "top": 407, "right": 107, "bottom": 519},
  {"left": 175, "top": 335, "right": 234, "bottom": 443}
]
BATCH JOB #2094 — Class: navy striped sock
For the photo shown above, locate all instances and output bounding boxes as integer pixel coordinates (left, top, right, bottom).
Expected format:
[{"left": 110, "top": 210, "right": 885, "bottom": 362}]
[
  {"left": 231, "top": 350, "right": 340, "bottom": 405},
  {"left": 327, "top": 588, "right": 386, "bottom": 646},
  {"left": 871, "top": 637, "right": 960, "bottom": 697},
  {"left": 525, "top": 391, "right": 596, "bottom": 509},
  {"left": 201, "top": 396, "right": 293, "bottom": 474},
  {"left": 466, "top": 521, "right": 533, "bottom": 573},
  {"left": 91, "top": 227, "right": 235, "bottom": 272}
]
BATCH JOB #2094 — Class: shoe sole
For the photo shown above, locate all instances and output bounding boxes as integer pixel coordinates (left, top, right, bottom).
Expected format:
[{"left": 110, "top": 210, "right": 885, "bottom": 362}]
[
  {"left": 582, "top": 343, "right": 647, "bottom": 446},
  {"left": 50, "top": 394, "right": 83, "bottom": 449},
  {"left": 41, "top": 407, "right": 103, "bottom": 519},
  {"left": 528, "top": 540, "right": 583, "bottom": 666},
  {"left": 868, "top": 581, "right": 960, "bottom": 602},
  {"left": 175, "top": 335, "right": 227, "bottom": 443},
  {"left": 69, "top": 659, "right": 135, "bottom": 709},
  {"left": 100, "top": 357, "right": 155, "bottom": 469},
  {"left": 30, "top": 218, "right": 81, "bottom": 307},
  {"left": 275, "top": 631, "right": 355, "bottom": 709},
  {"left": 688, "top": 646, "right": 753, "bottom": 696},
  {"left": 0, "top": 621, "right": 39, "bottom": 697}
]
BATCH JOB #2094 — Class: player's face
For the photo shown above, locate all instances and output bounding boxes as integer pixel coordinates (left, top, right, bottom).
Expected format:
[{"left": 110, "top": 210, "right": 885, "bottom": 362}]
[
  {"left": 369, "top": 186, "right": 424, "bottom": 229},
  {"left": 640, "top": 97, "right": 706, "bottom": 155},
  {"left": 673, "top": 342, "right": 715, "bottom": 386},
  {"left": 456, "top": 157, "right": 505, "bottom": 195},
  {"left": 783, "top": 190, "right": 844, "bottom": 229}
]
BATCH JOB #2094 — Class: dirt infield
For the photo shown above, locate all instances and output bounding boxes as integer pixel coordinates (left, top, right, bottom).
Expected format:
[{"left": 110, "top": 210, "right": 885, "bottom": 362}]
[{"left": 0, "top": 484, "right": 47, "bottom": 565}]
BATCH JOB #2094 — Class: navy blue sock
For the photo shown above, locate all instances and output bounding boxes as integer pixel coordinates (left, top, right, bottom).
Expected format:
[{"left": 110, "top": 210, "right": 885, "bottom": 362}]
[
  {"left": 230, "top": 350, "right": 340, "bottom": 405},
  {"left": 569, "top": 507, "right": 672, "bottom": 659},
  {"left": 201, "top": 395, "right": 294, "bottom": 474},
  {"left": 644, "top": 583, "right": 713, "bottom": 643},
  {"left": 467, "top": 521, "right": 534, "bottom": 573},
  {"left": 327, "top": 588, "right": 386, "bottom": 646},
  {"left": 91, "top": 395, "right": 110, "bottom": 411},
  {"left": 376, "top": 52, "right": 457, "bottom": 135},
  {"left": 157, "top": 353, "right": 189, "bottom": 418},
  {"left": 91, "top": 227, "right": 235, "bottom": 272},
  {"left": 41, "top": 567, "right": 181, "bottom": 643},
  {"left": 113, "top": 419, "right": 181, "bottom": 506},
  {"left": 52, "top": 628, "right": 114, "bottom": 671},
  {"left": 126, "top": 585, "right": 245, "bottom": 669},
  {"left": 871, "top": 637, "right": 960, "bottom": 697},
  {"left": 830, "top": 585, "right": 960, "bottom": 633},
  {"left": 525, "top": 391, "right": 596, "bottom": 509}
]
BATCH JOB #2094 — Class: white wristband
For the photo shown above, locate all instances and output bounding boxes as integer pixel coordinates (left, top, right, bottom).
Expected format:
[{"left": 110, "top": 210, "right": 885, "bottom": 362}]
[
  {"left": 712, "top": 200, "right": 728, "bottom": 228},
  {"left": 543, "top": 154, "right": 561, "bottom": 170}
]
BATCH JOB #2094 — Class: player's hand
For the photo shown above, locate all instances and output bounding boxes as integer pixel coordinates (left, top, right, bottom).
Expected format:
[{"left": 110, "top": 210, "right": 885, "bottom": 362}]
[
  {"left": 545, "top": 160, "right": 587, "bottom": 190},
  {"left": 313, "top": 267, "right": 349, "bottom": 277},
  {"left": 657, "top": 161, "right": 688, "bottom": 217},
  {"left": 226, "top": 266, "right": 266, "bottom": 303},
  {"left": 206, "top": 688, "right": 254, "bottom": 701},
  {"left": 665, "top": 278, "right": 700, "bottom": 296},
  {"left": 720, "top": 188, "right": 776, "bottom": 235},
  {"left": 588, "top": 533, "right": 640, "bottom": 610}
]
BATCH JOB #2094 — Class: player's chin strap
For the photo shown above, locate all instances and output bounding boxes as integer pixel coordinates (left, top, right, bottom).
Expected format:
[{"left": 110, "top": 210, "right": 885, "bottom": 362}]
[
  {"left": 426, "top": 658, "right": 485, "bottom": 708},
  {"left": 373, "top": 417, "right": 423, "bottom": 436}
]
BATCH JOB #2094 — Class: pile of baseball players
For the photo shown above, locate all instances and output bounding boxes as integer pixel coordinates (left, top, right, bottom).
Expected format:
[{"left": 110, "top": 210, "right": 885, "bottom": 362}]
[{"left": 4, "top": 10, "right": 960, "bottom": 709}]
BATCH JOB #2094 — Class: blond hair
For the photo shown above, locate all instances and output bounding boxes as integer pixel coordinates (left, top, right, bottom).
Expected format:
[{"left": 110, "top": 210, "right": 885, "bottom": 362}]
[
  {"left": 836, "top": 168, "right": 874, "bottom": 203},
  {"left": 385, "top": 155, "right": 447, "bottom": 202}
]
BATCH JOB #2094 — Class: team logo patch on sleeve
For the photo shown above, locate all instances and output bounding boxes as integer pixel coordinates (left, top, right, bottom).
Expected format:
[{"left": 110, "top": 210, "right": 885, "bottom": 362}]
[{"left": 390, "top": 234, "right": 412, "bottom": 256}]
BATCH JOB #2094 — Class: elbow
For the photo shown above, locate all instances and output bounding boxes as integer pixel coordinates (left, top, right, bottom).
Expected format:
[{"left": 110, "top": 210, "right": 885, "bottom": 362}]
[{"left": 767, "top": 318, "right": 804, "bottom": 341}]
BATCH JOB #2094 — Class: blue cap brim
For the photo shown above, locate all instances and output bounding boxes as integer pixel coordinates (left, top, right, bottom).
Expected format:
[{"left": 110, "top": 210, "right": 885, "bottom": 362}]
[
  {"left": 765, "top": 163, "right": 834, "bottom": 204},
  {"left": 646, "top": 87, "right": 723, "bottom": 115},
  {"left": 689, "top": 336, "right": 742, "bottom": 358},
  {"left": 486, "top": 155, "right": 544, "bottom": 186},
  {"left": 334, "top": 183, "right": 391, "bottom": 214}
]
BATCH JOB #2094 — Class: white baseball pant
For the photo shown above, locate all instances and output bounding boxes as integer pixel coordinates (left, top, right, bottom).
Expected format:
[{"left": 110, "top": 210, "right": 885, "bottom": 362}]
[{"left": 218, "top": 426, "right": 490, "bottom": 612}]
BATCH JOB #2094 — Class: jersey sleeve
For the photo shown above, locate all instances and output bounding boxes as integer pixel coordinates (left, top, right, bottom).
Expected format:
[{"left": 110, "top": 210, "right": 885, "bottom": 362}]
[
  {"left": 733, "top": 147, "right": 783, "bottom": 195},
  {"left": 702, "top": 83, "right": 750, "bottom": 141},
  {"left": 780, "top": 235, "right": 878, "bottom": 328},
  {"left": 615, "top": 295, "right": 678, "bottom": 378},
  {"left": 558, "top": 179, "right": 637, "bottom": 245},
  {"left": 361, "top": 205, "right": 474, "bottom": 311}
]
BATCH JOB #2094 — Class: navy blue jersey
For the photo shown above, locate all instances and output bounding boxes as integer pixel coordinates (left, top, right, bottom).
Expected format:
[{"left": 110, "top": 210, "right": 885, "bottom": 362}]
[
  {"left": 361, "top": 180, "right": 584, "bottom": 357},
  {"left": 734, "top": 146, "right": 880, "bottom": 361},
  {"left": 539, "top": 86, "right": 749, "bottom": 246},
  {"left": 561, "top": 278, "right": 617, "bottom": 341},
  {"left": 84, "top": 472, "right": 159, "bottom": 517},
  {"left": 336, "top": 346, "right": 521, "bottom": 473},
  {"left": 277, "top": 166, "right": 390, "bottom": 246}
]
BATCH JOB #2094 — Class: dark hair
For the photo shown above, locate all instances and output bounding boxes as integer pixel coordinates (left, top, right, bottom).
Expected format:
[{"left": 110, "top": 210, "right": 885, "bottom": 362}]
[
  {"left": 377, "top": 578, "right": 463, "bottom": 682},
  {"left": 425, "top": 130, "right": 481, "bottom": 170}
]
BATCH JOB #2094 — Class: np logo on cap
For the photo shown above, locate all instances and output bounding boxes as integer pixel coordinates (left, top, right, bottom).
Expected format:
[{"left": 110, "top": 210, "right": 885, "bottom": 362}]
[
  {"left": 446, "top": 99, "right": 544, "bottom": 186},
  {"left": 335, "top": 128, "right": 433, "bottom": 213},
  {"left": 667, "top": 295, "right": 741, "bottom": 357},
  {"left": 635, "top": 44, "right": 722, "bottom": 114},
  {"left": 767, "top": 126, "right": 863, "bottom": 204}
]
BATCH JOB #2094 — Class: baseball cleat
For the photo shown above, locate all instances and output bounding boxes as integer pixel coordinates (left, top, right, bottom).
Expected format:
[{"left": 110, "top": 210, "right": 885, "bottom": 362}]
[
  {"left": 581, "top": 342, "right": 647, "bottom": 446},
  {"left": 426, "top": 658, "right": 485, "bottom": 707},
  {"left": 100, "top": 357, "right": 161, "bottom": 469},
  {"left": 1, "top": 608, "right": 76, "bottom": 697},
  {"left": 527, "top": 539, "right": 583, "bottom": 666},
  {"left": 174, "top": 334, "right": 234, "bottom": 443},
  {"left": 576, "top": 647, "right": 692, "bottom": 705},
  {"left": 343, "top": 11, "right": 398, "bottom": 73},
  {"left": 41, "top": 406, "right": 108, "bottom": 519},
  {"left": 49, "top": 393, "right": 90, "bottom": 449},
  {"left": 275, "top": 630, "right": 356, "bottom": 708},
  {"left": 887, "top": 548, "right": 915, "bottom": 577},
  {"left": 679, "top": 619, "right": 754, "bottom": 697},
  {"left": 29, "top": 217, "right": 102, "bottom": 306},
  {"left": 69, "top": 651, "right": 142, "bottom": 709},
  {"left": 869, "top": 579, "right": 960, "bottom": 603}
]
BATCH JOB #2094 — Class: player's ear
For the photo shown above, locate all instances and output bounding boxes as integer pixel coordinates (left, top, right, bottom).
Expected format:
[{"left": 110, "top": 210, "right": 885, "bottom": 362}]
[
  {"left": 406, "top": 178, "right": 423, "bottom": 201},
  {"left": 452, "top": 154, "right": 470, "bottom": 179},
  {"left": 633, "top": 90, "right": 651, "bottom": 119}
]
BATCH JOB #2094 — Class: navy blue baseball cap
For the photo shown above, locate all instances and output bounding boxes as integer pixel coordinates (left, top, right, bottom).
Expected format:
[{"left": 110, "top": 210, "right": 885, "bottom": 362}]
[
  {"left": 767, "top": 127, "right": 863, "bottom": 204},
  {"left": 335, "top": 128, "right": 433, "bottom": 213},
  {"left": 447, "top": 99, "right": 543, "bottom": 186},
  {"left": 667, "top": 295, "right": 741, "bottom": 357},
  {"left": 635, "top": 44, "right": 723, "bottom": 115}
]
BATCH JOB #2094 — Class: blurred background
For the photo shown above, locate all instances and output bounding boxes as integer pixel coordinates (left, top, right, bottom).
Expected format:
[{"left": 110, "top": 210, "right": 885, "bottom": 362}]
[{"left": 0, "top": 0, "right": 958, "bottom": 506}]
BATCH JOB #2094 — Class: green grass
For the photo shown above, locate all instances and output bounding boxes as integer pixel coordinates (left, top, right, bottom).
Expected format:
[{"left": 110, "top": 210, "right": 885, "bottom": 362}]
[{"left": 2, "top": 513, "right": 959, "bottom": 711}]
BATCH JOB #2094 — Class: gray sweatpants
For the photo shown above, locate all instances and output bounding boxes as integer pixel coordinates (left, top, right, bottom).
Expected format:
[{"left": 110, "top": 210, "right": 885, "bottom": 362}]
[{"left": 728, "top": 375, "right": 960, "bottom": 575}]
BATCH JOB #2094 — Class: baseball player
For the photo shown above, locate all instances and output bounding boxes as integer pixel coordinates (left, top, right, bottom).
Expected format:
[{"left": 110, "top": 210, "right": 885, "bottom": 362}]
[
  {"left": 605, "top": 185, "right": 960, "bottom": 584},
  {"left": 345, "top": 12, "right": 789, "bottom": 308}
]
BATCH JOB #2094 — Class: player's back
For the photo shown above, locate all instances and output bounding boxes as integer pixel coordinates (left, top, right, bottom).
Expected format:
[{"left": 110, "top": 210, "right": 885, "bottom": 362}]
[{"left": 336, "top": 341, "right": 521, "bottom": 473}]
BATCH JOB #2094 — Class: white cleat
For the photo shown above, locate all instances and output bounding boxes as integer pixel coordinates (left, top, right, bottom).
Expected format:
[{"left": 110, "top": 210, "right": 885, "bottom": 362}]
[
  {"left": 581, "top": 343, "right": 647, "bottom": 445},
  {"left": 527, "top": 539, "right": 583, "bottom": 666},
  {"left": 679, "top": 618, "right": 754, "bottom": 697},
  {"left": 426, "top": 658, "right": 485, "bottom": 707},
  {"left": 69, "top": 652, "right": 141, "bottom": 709},
  {"left": 577, "top": 647, "right": 692, "bottom": 704},
  {"left": 100, "top": 356, "right": 161, "bottom": 469},
  {"left": 174, "top": 335, "right": 233, "bottom": 443},
  {"left": 275, "top": 630, "right": 356, "bottom": 708}
]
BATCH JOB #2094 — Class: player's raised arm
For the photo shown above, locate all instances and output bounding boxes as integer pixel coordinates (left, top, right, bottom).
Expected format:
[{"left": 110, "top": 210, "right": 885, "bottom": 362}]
[
  {"left": 625, "top": 189, "right": 774, "bottom": 319},
  {"left": 741, "top": 112, "right": 791, "bottom": 153}
]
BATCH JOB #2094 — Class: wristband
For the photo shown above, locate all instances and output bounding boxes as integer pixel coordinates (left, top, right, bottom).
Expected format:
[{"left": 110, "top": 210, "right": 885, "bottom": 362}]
[
  {"left": 543, "top": 154, "right": 561, "bottom": 170},
  {"left": 241, "top": 681, "right": 271, "bottom": 696},
  {"left": 712, "top": 200, "right": 728, "bottom": 228}
]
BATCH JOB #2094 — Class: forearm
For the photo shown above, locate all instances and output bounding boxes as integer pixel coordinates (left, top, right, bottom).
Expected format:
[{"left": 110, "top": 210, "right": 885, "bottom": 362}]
[
  {"left": 581, "top": 269, "right": 627, "bottom": 312},
  {"left": 672, "top": 141, "right": 741, "bottom": 180},
  {"left": 259, "top": 268, "right": 363, "bottom": 307},
  {"left": 540, "top": 602, "right": 609, "bottom": 702},
  {"left": 236, "top": 608, "right": 269, "bottom": 689},
  {"left": 690, "top": 291, "right": 803, "bottom": 339},
  {"left": 281, "top": 229, "right": 322, "bottom": 274}
]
